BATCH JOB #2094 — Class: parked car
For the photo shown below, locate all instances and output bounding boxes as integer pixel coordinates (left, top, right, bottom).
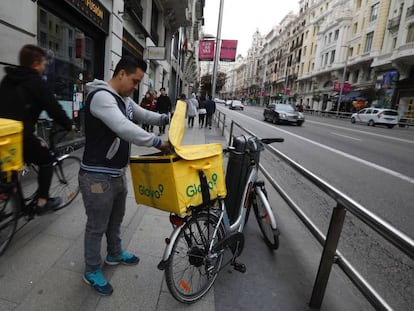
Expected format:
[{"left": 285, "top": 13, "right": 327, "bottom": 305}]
[
  {"left": 224, "top": 100, "right": 232, "bottom": 106},
  {"left": 263, "top": 103, "right": 304, "bottom": 126},
  {"left": 350, "top": 108, "right": 399, "bottom": 128},
  {"left": 229, "top": 100, "right": 244, "bottom": 110},
  {"left": 214, "top": 98, "right": 226, "bottom": 104}
]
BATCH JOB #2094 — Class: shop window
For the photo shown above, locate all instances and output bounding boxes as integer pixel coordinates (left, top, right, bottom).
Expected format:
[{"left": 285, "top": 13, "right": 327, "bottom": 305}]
[{"left": 37, "top": 7, "right": 95, "bottom": 101}]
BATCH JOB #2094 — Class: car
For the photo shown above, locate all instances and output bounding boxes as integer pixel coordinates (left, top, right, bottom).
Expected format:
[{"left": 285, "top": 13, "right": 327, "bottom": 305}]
[
  {"left": 214, "top": 98, "right": 226, "bottom": 104},
  {"left": 229, "top": 100, "right": 244, "bottom": 110},
  {"left": 263, "top": 103, "right": 304, "bottom": 126},
  {"left": 224, "top": 100, "right": 232, "bottom": 106},
  {"left": 350, "top": 108, "right": 399, "bottom": 128}
]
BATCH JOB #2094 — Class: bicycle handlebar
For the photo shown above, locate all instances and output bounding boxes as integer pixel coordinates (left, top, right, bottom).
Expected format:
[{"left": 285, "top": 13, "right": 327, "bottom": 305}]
[{"left": 261, "top": 138, "right": 284, "bottom": 144}]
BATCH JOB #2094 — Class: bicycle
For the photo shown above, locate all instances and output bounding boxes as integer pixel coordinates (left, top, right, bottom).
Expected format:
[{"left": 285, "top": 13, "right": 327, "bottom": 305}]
[
  {"left": 0, "top": 125, "right": 81, "bottom": 255},
  {"left": 157, "top": 134, "right": 284, "bottom": 303}
]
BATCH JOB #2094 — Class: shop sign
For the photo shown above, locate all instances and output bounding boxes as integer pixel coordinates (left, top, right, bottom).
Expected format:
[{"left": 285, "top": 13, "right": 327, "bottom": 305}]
[
  {"left": 145, "top": 47, "right": 166, "bottom": 60},
  {"left": 333, "top": 82, "right": 351, "bottom": 92},
  {"left": 65, "top": 0, "right": 110, "bottom": 33},
  {"left": 122, "top": 30, "right": 144, "bottom": 57}
]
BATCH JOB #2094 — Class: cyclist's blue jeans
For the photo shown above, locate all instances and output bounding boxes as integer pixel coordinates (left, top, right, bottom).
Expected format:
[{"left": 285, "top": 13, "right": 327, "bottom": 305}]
[{"left": 78, "top": 170, "right": 127, "bottom": 273}]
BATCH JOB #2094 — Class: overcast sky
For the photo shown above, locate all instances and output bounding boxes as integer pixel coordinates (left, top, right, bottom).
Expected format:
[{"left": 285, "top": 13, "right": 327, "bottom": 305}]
[{"left": 203, "top": 0, "right": 300, "bottom": 57}]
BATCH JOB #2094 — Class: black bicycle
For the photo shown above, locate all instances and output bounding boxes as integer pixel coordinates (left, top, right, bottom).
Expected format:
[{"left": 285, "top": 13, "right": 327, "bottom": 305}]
[{"left": 0, "top": 125, "right": 81, "bottom": 255}]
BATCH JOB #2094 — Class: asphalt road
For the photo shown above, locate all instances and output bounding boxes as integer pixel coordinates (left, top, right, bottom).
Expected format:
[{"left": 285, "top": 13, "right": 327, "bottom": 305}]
[{"left": 215, "top": 104, "right": 414, "bottom": 311}]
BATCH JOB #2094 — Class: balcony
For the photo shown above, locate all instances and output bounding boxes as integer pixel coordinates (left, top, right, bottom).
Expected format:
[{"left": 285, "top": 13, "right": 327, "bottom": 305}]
[
  {"left": 161, "top": 0, "right": 192, "bottom": 32},
  {"left": 387, "top": 15, "right": 401, "bottom": 32}
]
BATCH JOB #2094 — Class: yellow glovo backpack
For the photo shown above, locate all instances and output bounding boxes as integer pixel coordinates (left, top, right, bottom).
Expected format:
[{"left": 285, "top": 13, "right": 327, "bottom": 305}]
[
  {"left": 130, "top": 100, "right": 226, "bottom": 215},
  {"left": 0, "top": 118, "right": 23, "bottom": 182}
]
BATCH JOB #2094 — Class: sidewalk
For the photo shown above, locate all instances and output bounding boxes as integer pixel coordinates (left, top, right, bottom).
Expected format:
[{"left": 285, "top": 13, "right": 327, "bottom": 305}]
[{"left": 0, "top": 121, "right": 371, "bottom": 311}]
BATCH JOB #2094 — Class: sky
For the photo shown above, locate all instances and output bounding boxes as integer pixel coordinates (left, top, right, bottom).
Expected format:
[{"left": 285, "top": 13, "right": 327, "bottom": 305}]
[{"left": 203, "top": 0, "right": 300, "bottom": 57}]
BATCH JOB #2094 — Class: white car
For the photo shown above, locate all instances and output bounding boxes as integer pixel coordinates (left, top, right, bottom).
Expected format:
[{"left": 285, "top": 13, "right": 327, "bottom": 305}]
[
  {"left": 214, "top": 98, "right": 226, "bottom": 104},
  {"left": 350, "top": 108, "right": 399, "bottom": 128},
  {"left": 228, "top": 100, "right": 244, "bottom": 110}
]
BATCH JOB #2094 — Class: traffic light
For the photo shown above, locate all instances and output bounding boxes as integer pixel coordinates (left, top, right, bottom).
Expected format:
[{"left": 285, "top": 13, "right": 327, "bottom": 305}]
[{"left": 276, "top": 93, "right": 283, "bottom": 100}]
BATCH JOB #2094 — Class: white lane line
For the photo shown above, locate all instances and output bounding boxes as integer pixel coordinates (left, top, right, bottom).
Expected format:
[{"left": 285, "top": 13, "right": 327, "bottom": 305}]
[
  {"left": 232, "top": 111, "right": 414, "bottom": 185},
  {"left": 306, "top": 119, "right": 414, "bottom": 144},
  {"left": 330, "top": 132, "right": 362, "bottom": 141}
]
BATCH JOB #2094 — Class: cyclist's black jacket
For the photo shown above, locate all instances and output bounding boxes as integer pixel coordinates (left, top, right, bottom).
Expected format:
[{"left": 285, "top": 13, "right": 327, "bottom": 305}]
[
  {"left": 0, "top": 66, "right": 73, "bottom": 137},
  {"left": 82, "top": 89, "right": 130, "bottom": 171}
]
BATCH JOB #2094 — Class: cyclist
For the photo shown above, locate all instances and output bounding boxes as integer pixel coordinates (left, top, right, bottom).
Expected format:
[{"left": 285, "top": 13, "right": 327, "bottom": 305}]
[{"left": 0, "top": 44, "right": 76, "bottom": 214}]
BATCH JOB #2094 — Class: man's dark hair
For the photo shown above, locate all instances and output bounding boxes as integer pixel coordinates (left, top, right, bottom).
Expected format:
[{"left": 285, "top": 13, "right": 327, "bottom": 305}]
[
  {"left": 160, "top": 87, "right": 165, "bottom": 92},
  {"left": 180, "top": 93, "right": 186, "bottom": 100},
  {"left": 19, "top": 44, "right": 47, "bottom": 68},
  {"left": 113, "top": 56, "right": 147, "bottom": 77}
]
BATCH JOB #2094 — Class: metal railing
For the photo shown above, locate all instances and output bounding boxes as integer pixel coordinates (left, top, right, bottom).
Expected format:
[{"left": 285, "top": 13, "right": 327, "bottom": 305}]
[{"left": 217, "top": 115, "right": 414, "bottom": 310}]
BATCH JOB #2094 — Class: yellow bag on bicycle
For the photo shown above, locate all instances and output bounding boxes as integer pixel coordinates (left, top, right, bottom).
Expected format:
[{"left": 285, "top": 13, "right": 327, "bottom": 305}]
[
  {"left": 0, "top": 118, "right": 23, "bottom": 175},
  {"left": 130, "top": 101, "right": 227, "bottom": 215}
]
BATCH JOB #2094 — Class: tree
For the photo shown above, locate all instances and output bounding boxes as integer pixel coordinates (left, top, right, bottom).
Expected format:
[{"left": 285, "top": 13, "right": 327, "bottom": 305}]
[{"left": 200, "top": 71, "right": 227, "bottom": 97}]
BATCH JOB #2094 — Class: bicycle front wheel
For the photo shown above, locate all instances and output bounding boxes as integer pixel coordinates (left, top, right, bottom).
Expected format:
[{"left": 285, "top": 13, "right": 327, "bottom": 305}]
[
  {"left": 252, "top": 187, "right": 279, "bottom": 250},
  {"left": 50, "top": 156, "right": 81, "bottom": 209},
  {"left": 165, "top": 212, "right": 225, "bottom": 303},
  {"left": 0, "top": 192, "right": 19, "bottom": 255}
]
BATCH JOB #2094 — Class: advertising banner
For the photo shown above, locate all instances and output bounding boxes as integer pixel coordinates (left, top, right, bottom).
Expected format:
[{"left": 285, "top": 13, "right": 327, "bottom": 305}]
[
  {"left": 220, "top": 40, "right": 237, "bottom": 62},
  {"left": 198, "top": 40, "right": 215, "bottom": 61}
]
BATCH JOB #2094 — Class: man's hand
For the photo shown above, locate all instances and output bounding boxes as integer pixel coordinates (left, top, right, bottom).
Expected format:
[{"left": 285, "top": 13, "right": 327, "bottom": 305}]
[
  {"left": 158, "top": 140, "right": 172, "bottom": 154},
  {"left": 160, "top": 114, "right": 170, "bottom": 125}
]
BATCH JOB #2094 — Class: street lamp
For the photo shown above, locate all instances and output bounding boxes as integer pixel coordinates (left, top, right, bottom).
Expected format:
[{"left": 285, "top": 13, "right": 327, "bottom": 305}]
[
  {"left": 336, "top": 45, "right": 350, "bottom": 117},
  {"left": 211, "top": 0, "right": 224, "bottom": 98}
]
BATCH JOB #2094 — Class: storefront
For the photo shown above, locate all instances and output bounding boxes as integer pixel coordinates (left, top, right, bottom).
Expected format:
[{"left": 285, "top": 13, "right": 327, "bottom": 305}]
[
  {"left": 37, "top": 0, "right": 109, "bottom": 101},
  {"left": 36, "top": 0, "right": 109, "bottom": 130}
]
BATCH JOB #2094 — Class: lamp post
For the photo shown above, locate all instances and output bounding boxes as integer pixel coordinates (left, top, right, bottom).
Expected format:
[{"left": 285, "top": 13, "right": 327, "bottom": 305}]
[
  {"left": 336, "top": 45, "right": 349, "bottom": 117},
  {"left": 211, "top": 0, "right": 224, "bottom": 98}
]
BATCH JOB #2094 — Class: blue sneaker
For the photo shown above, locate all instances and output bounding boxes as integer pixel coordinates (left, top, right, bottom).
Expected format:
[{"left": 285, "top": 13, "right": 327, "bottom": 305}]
[
  {"left": 83, "top": 269, "right": 113, "bottom": 296},
  {"left": 105, "top": 250, "right": 140, "bottom": 266}
]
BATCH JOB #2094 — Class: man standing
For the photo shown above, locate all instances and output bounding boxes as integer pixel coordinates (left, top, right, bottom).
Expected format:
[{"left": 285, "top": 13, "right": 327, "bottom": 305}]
[
  {"left": 79, "top": 56, "right": 169, "bottom": 296},
  {"left": 0, "top": 44, "right": 75, "bottom": 214},
  {"left": 205, "top": 95, "right": 216, "bottom": 129},
  {"left": 156, "top": 87, "right": 172, "bottom": 135}
]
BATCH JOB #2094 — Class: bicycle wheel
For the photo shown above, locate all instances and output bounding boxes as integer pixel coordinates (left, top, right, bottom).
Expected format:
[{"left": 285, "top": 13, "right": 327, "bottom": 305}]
[
  {"left": 0, "top": 191, "right": 19, "bottom": 255},
  {"left": 252, "top": 187, "right": 279, "bottom": 250},
  {"left": 50, "top": 156, "right": 81, "bottom": 208},
  {"left": 165, "top": 212, "right": 225, "bottom": 303}
]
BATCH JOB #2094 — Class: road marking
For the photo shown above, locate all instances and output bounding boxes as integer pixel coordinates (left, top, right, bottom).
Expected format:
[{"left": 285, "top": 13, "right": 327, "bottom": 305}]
[
  {"left": 306, "top": 119, "right": 414, "bottom": 144},
  {"left": 229, "top": 110, "right": 414, "bottom": 185},
  {"left": 330, "top": 132, "right": 362, "bottom": 141}
]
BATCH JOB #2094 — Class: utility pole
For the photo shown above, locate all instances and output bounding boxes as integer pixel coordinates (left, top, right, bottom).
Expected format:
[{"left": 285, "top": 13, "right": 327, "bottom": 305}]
[
  {"left": 336, "top": 45, "right": 349, "bottom": 117},
  {"left": 211, "top": 0, "right": 224, "bottom": 98}
]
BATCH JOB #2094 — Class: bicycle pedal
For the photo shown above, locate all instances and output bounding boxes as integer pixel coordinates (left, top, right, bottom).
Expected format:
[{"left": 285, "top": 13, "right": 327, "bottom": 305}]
[{"left": 232, "top": 261, "right": 246, "bottom": 273}]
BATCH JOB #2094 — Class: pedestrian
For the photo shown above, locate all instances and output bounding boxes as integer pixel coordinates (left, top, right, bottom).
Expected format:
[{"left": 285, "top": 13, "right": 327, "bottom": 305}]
[
  {"left": 140, "top": 90, "right": 155, "bottom": 132},
  {"left": 79, "top": 56, "right": 170, "bottom": 296},
  {"left": 205, "top": 95, "right": 216, "bottom": 129},
  {"left": 198, "top": 96, "right": 207, "bottom": 128},
  {"left": 0, "top": 44, "right": 76, "bottom": 214},
  {"left": 186, "top": 93, "right": 198, "bottom": 128},
  {"left": 156, "top": 87, "right": 172, "bottom": 135}
]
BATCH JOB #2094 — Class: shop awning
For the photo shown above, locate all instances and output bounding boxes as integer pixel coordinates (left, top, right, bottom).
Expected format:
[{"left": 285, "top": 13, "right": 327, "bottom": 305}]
[{"left": 331, "top": 91, "right": 366, "bottom": 102}]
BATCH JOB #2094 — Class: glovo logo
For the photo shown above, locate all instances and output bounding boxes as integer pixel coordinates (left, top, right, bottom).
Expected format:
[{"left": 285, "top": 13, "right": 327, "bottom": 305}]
[
  {"left": 138, "top": 184, "right": 164, "bottom": 199},
  {"left": 186, "top": 173, "right": 218, "bottom": 197}
]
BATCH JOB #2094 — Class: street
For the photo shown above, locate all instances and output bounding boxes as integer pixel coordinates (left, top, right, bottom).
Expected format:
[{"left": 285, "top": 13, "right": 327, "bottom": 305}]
[{"left": 214, "top": 104, "right": 414, "bottom": 311}]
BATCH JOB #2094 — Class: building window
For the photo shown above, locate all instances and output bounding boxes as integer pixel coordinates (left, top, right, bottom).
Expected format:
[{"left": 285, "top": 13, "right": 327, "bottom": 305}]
[
  {"left": 334, "top": 29, "right": 339, "bottom": 40},
  {"left": 364, "top": 32, "right": 374, "bottom": 52},
  {"left": 353, "top": 22, "right": 358, "bottom": 33},
  {"left": 40, "top": 9, "right": 47, "bottom": 25},
  {"left": 330, "top": 50, "right": 335, "bottom": 63},
  {"left": 370, "top": 3, "right": 379, "bottom": 23},
  {"left": 407, "top": 24, "right": 414, "bottom": 43}
]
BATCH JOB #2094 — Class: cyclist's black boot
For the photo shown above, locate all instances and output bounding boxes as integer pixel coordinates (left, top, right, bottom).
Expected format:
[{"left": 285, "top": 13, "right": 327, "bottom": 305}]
[
  {"left": 232, "top": 260, "right": 247, "bottom": 273},
  {"left": 35, "top": 197, "right": 62, "bottom": 215}
]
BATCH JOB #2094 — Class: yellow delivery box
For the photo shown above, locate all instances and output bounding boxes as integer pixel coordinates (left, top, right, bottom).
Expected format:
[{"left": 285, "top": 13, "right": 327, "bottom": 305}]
[
  {"left": 130, "top": 101, "right": 226, "bottom": 215},
  {"left": 0, "top": 118, "right": 23, "bottom": 173}
]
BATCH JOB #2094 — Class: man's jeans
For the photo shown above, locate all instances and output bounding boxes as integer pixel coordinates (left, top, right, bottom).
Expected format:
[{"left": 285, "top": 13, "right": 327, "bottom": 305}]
[{"left": 79, "top": 170, "right": 127, "bottom": 273}]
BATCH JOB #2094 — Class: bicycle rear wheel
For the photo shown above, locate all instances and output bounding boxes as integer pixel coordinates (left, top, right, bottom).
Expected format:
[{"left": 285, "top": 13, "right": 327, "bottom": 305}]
[
  {"left": 50, "top": 156, "right": 81, "bottom": 209},
  {"left": 165, "top": 212, "right": 224, "bottom": 303},
  {"left": 0, "top": 191, "right": 19, "bottom": 255},
  {"left": 252, "top": 187, "right": 279, "bottom": 250}
]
